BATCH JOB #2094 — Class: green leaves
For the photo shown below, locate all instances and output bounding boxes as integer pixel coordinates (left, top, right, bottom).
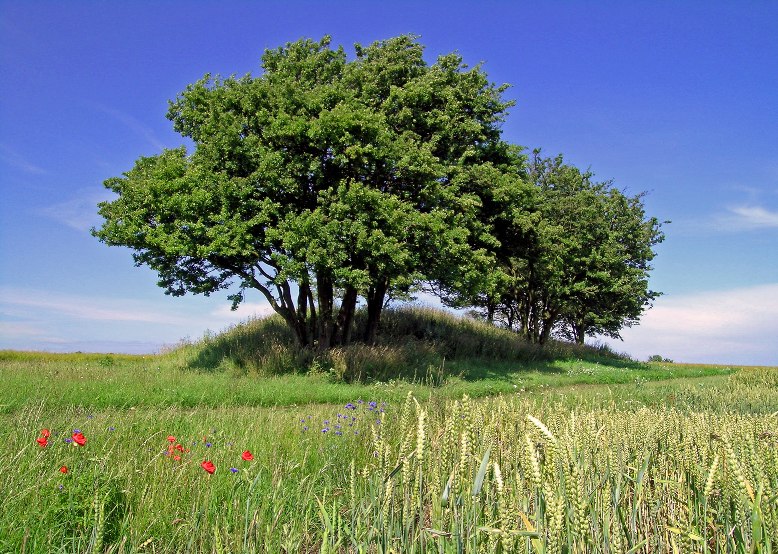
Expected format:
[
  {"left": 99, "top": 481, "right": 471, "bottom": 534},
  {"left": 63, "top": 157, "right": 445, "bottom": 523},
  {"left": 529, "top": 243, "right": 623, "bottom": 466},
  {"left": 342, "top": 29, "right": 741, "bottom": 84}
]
[{"left": 94, "top": 35, "right": 517, "bottom": 349}]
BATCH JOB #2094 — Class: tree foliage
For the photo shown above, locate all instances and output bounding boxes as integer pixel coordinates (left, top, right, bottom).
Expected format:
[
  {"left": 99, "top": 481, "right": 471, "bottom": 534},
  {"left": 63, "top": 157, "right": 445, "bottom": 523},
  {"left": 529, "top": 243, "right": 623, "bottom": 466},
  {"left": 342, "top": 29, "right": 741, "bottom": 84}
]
[
  {"left": 94, "top": 35, "right": 664, "bottom": 352},
  {"left": 455, "top": 150, "right": 665, "bottom": 344},
  {"left": 94, "top": 35, "right": 513, "bottom": 350}
]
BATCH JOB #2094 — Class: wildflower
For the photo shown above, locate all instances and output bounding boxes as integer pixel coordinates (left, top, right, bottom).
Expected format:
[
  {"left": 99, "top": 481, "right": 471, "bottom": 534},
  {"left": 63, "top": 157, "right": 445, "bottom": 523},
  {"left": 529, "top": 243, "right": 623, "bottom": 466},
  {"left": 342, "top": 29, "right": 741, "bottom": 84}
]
[
  {"left": 302, "top": 426, "right": 308, "bottom": 432},
  {"left": 241, "top": 450, "right": 254, "bottom": 461},
  {"left": 322, "top": 427, "right": 329, "bottom": 433},
  {"left": 345, "top": 402, "right": 356, "bottom": 410},
  {"left": 72, "top": 432, "right": 86, "bottom": 446},
  {"left": 36, "top": 437, "right": 48, "bottom": 447},
  {"left": 73, "top": 429, "right": 81, "bottom": 434},
  {"left": 335, "top": 431, "right": 343, "bottom": 436},
  {"left": 230, "top": 467, "right": 239, "bottom": 473},
  {"left": 201, "top": 460, "right": 216, "bottom": 474},
  {"left": 64, "top": 438, "right": 73, "bottom": 444},
  {"left": 368, "top": 401, "right": 377, "bottom": 410},
  {"left": 205, "top": 442, "right": 212, "bottom": 448},
  {"left": 173, "top": 455, "right": 181, "bottom": 461},
  {"left": 167, "top": 436, "right": 176, "bottom": 443},
  {"left": 175, "top": 443, "right": 184, "bottom": 452},
  {"left": 59, "top": 466, "right": 68, "bottom": 474},
  {"left": 108, "top": 427, "right": 115, "bottom": 432},
  {"left": 41, "top": 429, "right": 51, "bottom": 438}
]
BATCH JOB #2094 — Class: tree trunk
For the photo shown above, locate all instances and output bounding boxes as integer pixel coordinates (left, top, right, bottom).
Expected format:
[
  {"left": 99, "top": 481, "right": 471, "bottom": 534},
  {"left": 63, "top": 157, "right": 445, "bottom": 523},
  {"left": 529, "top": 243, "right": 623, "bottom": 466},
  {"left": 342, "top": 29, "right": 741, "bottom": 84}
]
[
  {"left": 364, "top": 277, "right": 389, "bottom": 344},
  {"left": 335, "top": 286, "right": 358, "bottom": 346},
  {"left": 316, "top": 272, "right": 334, "bottom": 352},
  {"left": 573, "top": 321, "right": 586, "bottom": 345}
]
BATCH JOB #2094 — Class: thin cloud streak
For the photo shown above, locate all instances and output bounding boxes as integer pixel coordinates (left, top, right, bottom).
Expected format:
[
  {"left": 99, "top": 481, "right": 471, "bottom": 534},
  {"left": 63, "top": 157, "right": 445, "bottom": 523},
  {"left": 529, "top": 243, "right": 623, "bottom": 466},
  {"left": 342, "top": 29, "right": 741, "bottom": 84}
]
[
  {"left": 724, "top": 205, "right": 778, "bottom": 230},
  {"left": 0, "top": 143, "right": 48, "bottom": 175},
  {"left": 39, "top": 188, "right": 115, "bottom": 232},
  {"left": 96, "top": 105, "right": 167, "bottom": 151},
  {"left": 0, "top": 287, "right": 193, "bottom": 326}
]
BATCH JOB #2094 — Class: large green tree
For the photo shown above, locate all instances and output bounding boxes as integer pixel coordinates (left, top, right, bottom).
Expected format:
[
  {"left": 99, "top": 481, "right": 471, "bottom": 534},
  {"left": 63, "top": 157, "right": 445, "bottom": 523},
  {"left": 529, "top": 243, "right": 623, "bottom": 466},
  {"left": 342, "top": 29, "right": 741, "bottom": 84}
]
[{"left": 93, "top": 35, "right": 512, "bottom": 350}]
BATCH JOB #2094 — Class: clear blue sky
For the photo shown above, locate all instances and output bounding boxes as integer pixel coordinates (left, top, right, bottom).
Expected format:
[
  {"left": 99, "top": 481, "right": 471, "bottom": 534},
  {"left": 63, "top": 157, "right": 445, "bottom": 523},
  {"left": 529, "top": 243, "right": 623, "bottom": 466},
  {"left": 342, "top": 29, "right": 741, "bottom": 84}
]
[{"left": 1, "top": 1, "right": 776, "bottom": 365}]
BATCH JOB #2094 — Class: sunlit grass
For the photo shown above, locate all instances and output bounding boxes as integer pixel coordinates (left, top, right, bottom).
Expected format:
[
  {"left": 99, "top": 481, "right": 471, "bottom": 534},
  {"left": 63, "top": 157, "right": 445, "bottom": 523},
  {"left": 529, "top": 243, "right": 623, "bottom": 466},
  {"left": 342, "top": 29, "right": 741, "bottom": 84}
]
[{"left": 1, "top": 367, "right": 776, "bottom": 552}]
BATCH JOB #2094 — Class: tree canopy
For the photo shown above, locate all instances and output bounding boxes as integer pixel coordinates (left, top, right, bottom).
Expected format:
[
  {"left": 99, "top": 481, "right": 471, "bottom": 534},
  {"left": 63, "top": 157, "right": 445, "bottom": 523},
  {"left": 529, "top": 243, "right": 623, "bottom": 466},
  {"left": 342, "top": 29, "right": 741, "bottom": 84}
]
[
  {"left": 94, "top": 35, "right": 664, "bottom": 351},
  {"left": 94, "top": 35, "right": 513, "bottom": 349}
]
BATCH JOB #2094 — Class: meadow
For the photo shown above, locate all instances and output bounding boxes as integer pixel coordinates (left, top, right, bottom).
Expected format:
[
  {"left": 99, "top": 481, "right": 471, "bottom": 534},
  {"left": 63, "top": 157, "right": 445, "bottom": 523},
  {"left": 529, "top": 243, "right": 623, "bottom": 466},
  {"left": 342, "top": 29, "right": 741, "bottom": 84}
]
[{"left": 1, "top": 310, "right": 776, "bottom": 553}]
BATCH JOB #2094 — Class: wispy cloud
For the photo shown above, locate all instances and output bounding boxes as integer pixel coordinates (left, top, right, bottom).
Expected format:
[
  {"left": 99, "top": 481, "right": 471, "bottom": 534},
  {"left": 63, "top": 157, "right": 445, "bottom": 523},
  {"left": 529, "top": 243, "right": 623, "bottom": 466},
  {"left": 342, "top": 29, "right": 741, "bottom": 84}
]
[
  {"left": 0, "top": 143, "right": 48, "bottom": 175},
  {"left": 722, "top": 205, "right": 778, "bottom": 230},
  {"left": 96, "top": 105, "right": 167, "bottom": 151},
  {"left": 0, "top": 287, "right": 192, "bottom": 326},
  {"left": 38, "top": 188, "right": 115, "bottom": 232},
  {"left": 601, "top": 283, "right": 778, "bottom": 365}
]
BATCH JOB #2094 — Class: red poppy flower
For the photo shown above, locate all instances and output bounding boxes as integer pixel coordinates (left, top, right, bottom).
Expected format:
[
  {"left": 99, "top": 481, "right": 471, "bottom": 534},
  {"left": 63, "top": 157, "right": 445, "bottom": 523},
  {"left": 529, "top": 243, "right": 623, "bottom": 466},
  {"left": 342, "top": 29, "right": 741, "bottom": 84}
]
[
  {"left": 59, "top": 466, "right": 68, "bottom": 474},
  {"left": 72, "top": 432, "right": 86, "bottom": 446},
  {"left": 175, "top": 443, "right": 184, "bottom": 452},
  {"left": 167, "top": 435, "right": 176, "bottom": 443},
  {"left": 201, "top": 460, "right": 216, "bottom": 474},
  {"left": 36, "top": 437, "right": 48, "bottom": 447},
  {"left": 41, "top": 429, "right": 51, "bottom": 438},
  {"left": 241, "top": 450, "right": 254, "bottom": 461},
  {"left": 173, "top": 455, "right": 181, "bottom": 461}
]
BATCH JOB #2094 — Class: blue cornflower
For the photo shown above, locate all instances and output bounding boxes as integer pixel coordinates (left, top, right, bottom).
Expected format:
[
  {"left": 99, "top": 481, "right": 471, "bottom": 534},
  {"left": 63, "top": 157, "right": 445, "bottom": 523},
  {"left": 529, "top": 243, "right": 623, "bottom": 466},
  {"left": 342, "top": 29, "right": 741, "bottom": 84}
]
[
  {"left": 322, "top": 427, "right": 329, "bottom": 433},
  {"left": 108, "top": 426, "right": 115, "bottom": 432},
  {"left": 302, "top": 426, "right": 308, "bottom": 432},
  {"left": 345, "top": 402, "right": 356, "bottom": 410},
  {"left": 335, "top": 431, "right": 342, "bottom": 436},
  {"left": 64, "top": 438, "right": 73, "bottom": 444},
  {"left": 73, "top": 429, "right": 81, "bottom": 434},
  {"left": 230, "top": 468, "right": 239, "bottom": 473},
  {"left": 205, "top": 442, "right": 212, "bottom": 448},
  {"left": 369, "top": 401, "right": 378, "bottom": 409}
]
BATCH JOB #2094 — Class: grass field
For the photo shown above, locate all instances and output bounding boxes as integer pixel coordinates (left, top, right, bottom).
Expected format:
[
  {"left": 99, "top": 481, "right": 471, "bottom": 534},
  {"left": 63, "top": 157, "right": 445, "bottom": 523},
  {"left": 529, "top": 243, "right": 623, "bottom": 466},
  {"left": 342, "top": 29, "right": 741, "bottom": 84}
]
[{"left": 1, "top": 313, "right": 776, "bottom": 553}]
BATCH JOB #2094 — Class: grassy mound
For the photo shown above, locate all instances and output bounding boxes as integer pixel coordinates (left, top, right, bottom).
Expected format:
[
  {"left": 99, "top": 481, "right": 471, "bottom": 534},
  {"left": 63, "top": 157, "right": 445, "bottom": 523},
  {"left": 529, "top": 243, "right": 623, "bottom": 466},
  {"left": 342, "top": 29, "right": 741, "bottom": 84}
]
[{"left": 167, "top": 306, "right": 628, "bottom": 382}]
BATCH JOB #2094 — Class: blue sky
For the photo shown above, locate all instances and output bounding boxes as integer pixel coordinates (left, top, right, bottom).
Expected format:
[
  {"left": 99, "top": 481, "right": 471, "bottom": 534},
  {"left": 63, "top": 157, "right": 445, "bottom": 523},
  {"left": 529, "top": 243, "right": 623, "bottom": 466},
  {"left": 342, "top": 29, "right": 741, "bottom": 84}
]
[{"left": 1, "top": 1, "right": 776, "bottom": 365}]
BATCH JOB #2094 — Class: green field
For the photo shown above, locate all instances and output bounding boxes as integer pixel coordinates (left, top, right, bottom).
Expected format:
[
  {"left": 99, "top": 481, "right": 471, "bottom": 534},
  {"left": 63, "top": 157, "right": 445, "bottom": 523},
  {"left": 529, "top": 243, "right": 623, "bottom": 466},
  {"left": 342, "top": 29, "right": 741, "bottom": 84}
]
[{"left": 1, "top": 325, "right": 776, "bottom": 552}]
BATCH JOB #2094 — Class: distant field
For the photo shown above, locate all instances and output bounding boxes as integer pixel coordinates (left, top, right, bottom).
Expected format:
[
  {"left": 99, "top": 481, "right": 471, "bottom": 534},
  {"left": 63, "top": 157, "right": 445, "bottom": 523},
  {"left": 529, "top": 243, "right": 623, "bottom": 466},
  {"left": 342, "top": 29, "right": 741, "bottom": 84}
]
[
  {"left": 0, "top": 348, "right": 741, "bottom": 412},
  {"left": 1, "top": 344, "right": 776, "bottom": 552}
]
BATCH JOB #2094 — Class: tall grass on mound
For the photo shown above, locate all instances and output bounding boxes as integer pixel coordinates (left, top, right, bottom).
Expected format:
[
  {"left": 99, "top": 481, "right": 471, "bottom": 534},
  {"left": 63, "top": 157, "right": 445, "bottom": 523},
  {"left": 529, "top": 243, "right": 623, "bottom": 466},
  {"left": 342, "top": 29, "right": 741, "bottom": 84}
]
[{"left": 169, "top": 306, "right": 628, "bottom": 382}]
